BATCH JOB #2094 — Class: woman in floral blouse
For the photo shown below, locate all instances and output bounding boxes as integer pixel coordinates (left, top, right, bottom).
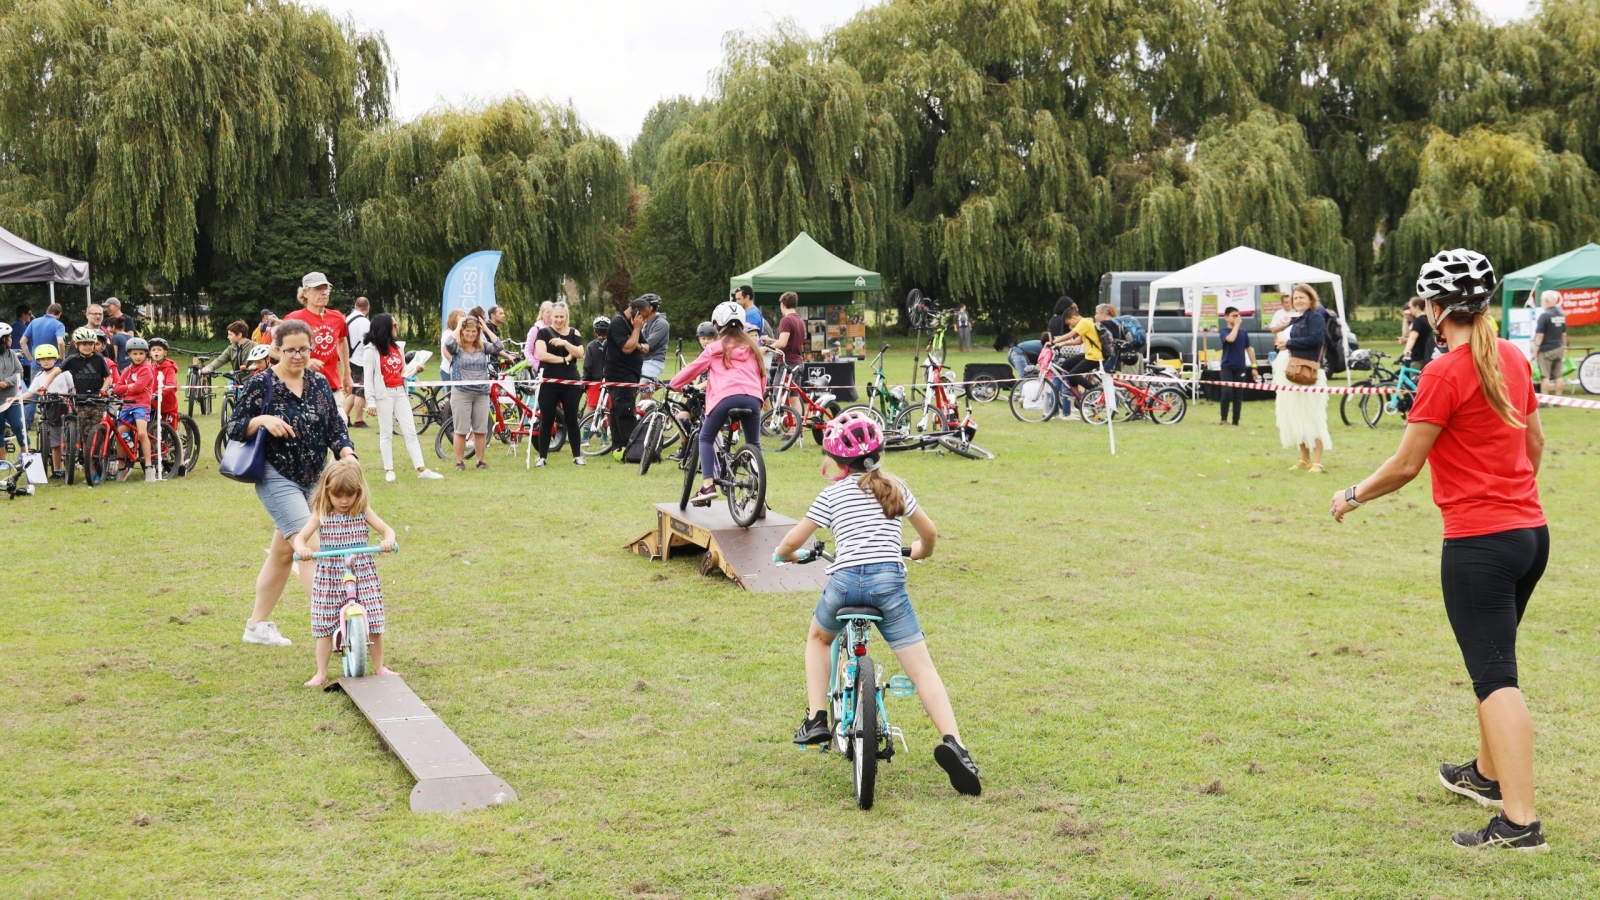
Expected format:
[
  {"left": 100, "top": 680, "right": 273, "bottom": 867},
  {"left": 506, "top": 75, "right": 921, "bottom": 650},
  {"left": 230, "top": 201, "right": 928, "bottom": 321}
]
[{"left": 226, "top": 318, "right": 357, "bottom": 648}]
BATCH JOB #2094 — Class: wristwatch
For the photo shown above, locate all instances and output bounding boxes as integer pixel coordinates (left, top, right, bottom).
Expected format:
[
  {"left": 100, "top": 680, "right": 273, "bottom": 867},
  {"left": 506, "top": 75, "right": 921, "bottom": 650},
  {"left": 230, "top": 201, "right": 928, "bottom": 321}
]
[{"left": 1344, "top": 486, "right": 1363, "bottom": 507}]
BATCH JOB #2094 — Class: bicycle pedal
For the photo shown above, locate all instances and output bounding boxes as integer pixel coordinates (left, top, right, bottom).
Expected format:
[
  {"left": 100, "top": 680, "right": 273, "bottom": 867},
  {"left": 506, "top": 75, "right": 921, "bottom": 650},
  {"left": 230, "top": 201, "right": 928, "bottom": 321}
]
[
  {"left": 797, "top": 743, "right": 830, "bottom": 752},
  {"left": 888, "top": 675, "right": 917, "bottom": 697}
]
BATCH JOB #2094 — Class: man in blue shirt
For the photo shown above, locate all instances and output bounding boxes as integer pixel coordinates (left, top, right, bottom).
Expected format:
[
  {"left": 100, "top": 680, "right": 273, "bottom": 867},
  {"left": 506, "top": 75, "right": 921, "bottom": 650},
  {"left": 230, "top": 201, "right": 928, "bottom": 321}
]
[
  {"left": 20, "top": 302, "right": 66, "bottom": 381},
  {"left": 735, "top": 285, "right": 764, "bottom": 335},
  {"left": 1216, "top": 306, "right": 1258, "bottom": 426}
]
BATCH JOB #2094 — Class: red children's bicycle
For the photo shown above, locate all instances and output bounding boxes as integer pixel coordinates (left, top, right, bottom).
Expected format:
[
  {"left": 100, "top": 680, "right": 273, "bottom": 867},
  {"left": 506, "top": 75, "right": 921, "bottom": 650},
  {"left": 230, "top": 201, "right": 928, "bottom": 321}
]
[
  {"left": 432, "top": 375, "right": 563, "bottom": 463},
  {"left": 1076, "top": 367, "right": 1188, "bottom": 426},
  {"left": 761, "top": 364, "right": 841, "bottom": 451},
  {"left": 80, "top": 396, "right": 183, "bottom": 485}
]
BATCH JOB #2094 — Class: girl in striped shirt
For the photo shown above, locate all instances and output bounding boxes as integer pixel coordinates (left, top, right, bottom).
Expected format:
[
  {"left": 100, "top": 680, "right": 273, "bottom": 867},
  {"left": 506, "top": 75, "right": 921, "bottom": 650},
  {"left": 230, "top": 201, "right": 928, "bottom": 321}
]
[{"left": 774, "top": 410, "right": 981, "bottom": 796}]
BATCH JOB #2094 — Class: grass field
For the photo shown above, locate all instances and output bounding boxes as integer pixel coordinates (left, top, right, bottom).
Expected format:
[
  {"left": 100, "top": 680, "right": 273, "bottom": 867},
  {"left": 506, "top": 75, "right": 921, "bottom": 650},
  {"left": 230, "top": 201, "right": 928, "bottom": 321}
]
[{"left": 4, "top": 345, "right": 1599, "bottom": 899}]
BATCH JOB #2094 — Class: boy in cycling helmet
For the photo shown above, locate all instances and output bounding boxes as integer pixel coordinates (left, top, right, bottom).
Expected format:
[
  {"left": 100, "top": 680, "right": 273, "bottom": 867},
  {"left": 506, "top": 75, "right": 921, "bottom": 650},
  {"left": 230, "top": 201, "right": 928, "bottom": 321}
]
[
  {"left": 584, "top": 316, "right": 609, "bottom": 410},
  {"left": 113, "top": 337, "right": 157, "bottom": 480},
  {"left": 773, "top": 410, "right": 981, "bottom": 796},
  {"left": 147, "top": 338, "right": 180, "bottom": 425},
  {"left": 19, "top": 343, "right": 70, "bottom": 473},
  {"left": 246, "top": 341, "right": 274, "bottom": 373}
]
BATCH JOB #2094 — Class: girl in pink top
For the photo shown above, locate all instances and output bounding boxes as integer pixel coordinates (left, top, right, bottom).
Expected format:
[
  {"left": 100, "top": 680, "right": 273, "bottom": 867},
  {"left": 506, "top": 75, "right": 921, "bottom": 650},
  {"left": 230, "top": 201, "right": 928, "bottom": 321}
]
[{"left": 671, "top": 301, "right": 767, "bottom": 506}]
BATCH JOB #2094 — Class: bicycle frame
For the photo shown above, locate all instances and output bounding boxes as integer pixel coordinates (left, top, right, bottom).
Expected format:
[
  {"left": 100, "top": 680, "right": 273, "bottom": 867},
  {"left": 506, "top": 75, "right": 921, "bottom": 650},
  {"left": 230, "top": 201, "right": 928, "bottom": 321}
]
[{"left": 828, "top": 615, "right": 907, "bottom": 758}]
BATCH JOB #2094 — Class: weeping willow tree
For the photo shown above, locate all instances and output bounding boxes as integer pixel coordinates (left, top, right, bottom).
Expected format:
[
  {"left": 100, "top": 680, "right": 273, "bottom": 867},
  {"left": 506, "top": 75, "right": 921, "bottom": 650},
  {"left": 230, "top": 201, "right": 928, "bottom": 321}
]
[
  {"left": 1381, "top": 126, "right": 1600, "bottom": 295},
  {"left": 339, "top": 97, "right": 631, "bottom": 330},
  {"left": 0, "top": 0, "right": 391, "bottom": 301},
  {"left": 1114, "top": 110, "right": 1354, "bottom": 277}
]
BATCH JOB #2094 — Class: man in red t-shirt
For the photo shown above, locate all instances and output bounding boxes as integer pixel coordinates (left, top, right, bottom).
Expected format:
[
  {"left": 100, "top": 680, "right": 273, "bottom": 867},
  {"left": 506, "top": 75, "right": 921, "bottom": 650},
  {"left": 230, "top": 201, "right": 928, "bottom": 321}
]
[
  {"left": 283, "top": 271, "right": 351, "bottom": 403},
  {"left": 768, "top": 291, "right": 806, "bottom": 367}
]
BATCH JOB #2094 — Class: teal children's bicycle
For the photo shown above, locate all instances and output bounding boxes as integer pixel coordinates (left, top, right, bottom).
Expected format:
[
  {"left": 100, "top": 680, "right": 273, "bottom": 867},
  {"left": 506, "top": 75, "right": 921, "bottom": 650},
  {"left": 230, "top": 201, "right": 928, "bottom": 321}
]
[
  {"left": 293, "top": 543, "right": 398, "bottom": 679},
  {"left": 784, "top": 541, "right": 918, "bottom": 810}
]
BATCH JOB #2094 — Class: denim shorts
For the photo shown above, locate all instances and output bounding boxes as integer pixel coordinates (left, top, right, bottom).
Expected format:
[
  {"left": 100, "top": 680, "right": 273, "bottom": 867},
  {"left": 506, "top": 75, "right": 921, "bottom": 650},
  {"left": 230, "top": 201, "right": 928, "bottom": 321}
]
[
  {"left": 813, "top": 562, "right": 924, "bottom": 650},
  {"left": 118, "top": 405, "right": 149, "bottom": 425},
  {"left": 254, "top": 465, "right": 313, "bottom": 537}
]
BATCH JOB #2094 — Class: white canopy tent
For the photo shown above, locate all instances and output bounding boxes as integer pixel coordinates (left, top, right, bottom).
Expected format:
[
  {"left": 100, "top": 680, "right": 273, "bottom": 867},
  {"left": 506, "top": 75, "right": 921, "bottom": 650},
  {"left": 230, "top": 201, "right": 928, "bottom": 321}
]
[{"left": 1145, "top": 245, "right": 1350, "bottom": 387}]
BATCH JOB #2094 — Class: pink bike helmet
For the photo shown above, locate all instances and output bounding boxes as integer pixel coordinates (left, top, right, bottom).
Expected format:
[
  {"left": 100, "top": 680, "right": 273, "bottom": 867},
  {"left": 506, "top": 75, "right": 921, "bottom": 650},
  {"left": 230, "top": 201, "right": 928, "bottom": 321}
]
[{"left": 822, "top": 409, "right": 883, "bottom": 460}]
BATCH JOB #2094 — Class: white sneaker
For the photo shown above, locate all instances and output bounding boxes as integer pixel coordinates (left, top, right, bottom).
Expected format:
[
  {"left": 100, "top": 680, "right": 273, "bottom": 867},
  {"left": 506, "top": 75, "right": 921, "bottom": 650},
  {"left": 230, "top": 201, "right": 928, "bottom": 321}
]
[
  {"left": 417, "top": 469, "right": 444, "bottom": 480},
  {"left": 144, "top": 467, "right": 159, "bottom": 482},
  {"left": 242, "top": 620, "right": 293, "bottom": 646},
  {"left": 573, "top": 457, "right": 586, "bottom": 466},
  {"left": 535, "top": 457, "right": 547, "bottom": 467},
  {"left": 385, "top": 470, "right": 396, "bottom": 483}
]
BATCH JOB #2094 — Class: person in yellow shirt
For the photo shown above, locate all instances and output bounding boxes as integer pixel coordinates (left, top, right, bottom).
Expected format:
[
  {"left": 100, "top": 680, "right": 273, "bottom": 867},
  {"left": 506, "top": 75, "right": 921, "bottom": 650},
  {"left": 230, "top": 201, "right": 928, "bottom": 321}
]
[{"left": 1049, "top": 303, "right": 1103, "bottom": 400}]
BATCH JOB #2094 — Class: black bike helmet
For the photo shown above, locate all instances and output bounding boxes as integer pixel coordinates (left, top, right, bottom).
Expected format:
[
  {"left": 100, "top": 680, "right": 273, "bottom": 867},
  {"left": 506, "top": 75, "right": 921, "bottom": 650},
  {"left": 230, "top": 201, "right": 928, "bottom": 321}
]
[
  {"left": 641, "top": 293, "right": 662, "bottom": 309},
  {"left": 147, "top": 337, "right": 169, "bottom": 350},
  {"left": 696, "top": 320, "right": 716, "bottom": 339}
]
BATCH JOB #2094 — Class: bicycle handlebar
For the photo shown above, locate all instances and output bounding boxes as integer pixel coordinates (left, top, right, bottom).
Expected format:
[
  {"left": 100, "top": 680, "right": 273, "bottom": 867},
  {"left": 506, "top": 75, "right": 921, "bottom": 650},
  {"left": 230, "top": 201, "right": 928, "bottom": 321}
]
[
  {"left": 776, "top": 541, "right": 914, "bottom": 565},
  {"left": 293, "top": 543, "right": 399, "bottom": 562}
]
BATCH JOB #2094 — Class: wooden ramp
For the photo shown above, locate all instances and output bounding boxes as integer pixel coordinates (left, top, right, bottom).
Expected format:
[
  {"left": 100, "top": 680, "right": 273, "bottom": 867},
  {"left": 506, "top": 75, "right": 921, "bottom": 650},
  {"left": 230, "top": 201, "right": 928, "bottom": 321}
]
[
  {"left": 628, "top": 502, "right": 831, "bottom": 593},
  {"left": 327, "top": 673, "right": 517, "bottom": 813}
]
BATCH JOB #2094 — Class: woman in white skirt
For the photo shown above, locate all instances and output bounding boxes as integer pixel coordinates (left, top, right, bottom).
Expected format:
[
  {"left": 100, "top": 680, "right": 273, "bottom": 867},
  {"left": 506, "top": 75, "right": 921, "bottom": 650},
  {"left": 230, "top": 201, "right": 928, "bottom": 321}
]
[{"left": 1274, "top": 284, "right": 1333, "bottom": 472}]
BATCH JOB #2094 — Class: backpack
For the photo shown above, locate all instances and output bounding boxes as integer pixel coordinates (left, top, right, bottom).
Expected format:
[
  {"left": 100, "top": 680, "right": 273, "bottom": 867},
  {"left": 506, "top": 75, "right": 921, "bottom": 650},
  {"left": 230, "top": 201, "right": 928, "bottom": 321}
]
[
  {"left": 1113, "top": 315, "right": 1146, "bottom": 346},
  {"left": 1322, "top": 309, "right": 1348, "bottom": 375},
  {"left": 1095, "top": 321, "right": 1118, "bottom": 366},
  {"left": 622, "top": 422, "right": 658, "bottom": 464}
]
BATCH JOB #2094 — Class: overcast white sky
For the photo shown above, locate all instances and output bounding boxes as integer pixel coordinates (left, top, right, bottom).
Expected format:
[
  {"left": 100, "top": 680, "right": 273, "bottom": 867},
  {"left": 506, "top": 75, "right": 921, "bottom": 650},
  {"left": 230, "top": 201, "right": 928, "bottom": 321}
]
[{"left": 312, "top": 0, "right": 1536, "bottom": 145}]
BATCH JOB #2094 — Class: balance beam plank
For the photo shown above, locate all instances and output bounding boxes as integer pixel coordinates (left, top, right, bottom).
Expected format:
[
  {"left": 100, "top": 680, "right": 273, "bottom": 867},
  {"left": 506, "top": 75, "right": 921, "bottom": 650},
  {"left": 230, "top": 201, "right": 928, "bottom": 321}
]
[
  {"left": 642, "top": 503, "right": 830, "bottom": 593},
  {"left": 333, "top": 673, "right": 517, "bottom": 812}
]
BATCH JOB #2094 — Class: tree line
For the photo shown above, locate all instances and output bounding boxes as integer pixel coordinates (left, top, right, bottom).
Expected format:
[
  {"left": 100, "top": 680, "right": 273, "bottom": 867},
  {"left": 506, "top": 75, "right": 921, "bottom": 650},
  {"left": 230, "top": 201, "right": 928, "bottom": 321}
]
[{"left": 2, "top": 0, "right": 1597, "bottom": 337}]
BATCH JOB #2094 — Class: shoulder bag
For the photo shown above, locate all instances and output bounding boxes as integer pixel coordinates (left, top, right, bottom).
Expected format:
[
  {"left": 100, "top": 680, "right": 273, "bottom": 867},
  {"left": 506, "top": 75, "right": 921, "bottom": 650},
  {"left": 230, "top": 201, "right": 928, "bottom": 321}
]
[{"left": 219, "top": 372, "right": 275, "bottom": 483}]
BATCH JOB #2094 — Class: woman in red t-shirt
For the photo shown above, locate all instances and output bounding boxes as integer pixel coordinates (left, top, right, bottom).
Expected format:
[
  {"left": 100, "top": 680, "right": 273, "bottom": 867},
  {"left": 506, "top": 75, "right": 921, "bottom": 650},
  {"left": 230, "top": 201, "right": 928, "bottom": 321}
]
[
  {"left": 1331, "top": 249, "right": 1549, "bottom": 852},
  {"left": 361, "top": 314, "right": 443, "bottom": 483}
]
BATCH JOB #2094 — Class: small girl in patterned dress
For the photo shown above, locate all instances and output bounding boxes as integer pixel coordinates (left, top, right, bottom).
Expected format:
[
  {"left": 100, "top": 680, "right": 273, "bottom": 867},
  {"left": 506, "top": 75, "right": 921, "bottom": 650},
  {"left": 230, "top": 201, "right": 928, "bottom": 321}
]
[{"left": 292, "top": 458, "right": 398, "bottom": 687}]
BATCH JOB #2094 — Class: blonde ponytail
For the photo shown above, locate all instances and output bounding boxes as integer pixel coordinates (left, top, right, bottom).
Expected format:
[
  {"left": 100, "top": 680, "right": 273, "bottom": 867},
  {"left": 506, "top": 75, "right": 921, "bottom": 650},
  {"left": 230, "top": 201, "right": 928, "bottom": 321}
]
[
  {"left": 858, "top": 466, "right": 907, "bottom": 519},
  {"left": 1467, "top": 314, "right": 1524, "bottom": 429}
]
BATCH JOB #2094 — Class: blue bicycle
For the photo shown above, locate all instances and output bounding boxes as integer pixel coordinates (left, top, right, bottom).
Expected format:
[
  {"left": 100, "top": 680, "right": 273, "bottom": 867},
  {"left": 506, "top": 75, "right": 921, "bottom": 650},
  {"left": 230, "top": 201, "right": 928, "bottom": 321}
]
[
  {"left": 292, "top": 543, "right": 398, "bottom": 679},
  {"left": 785, "top": 541, "right": 917, "bottom": 810},
  {"left": 1359, "top": 353, "right": 1421, "bottom": 428}
]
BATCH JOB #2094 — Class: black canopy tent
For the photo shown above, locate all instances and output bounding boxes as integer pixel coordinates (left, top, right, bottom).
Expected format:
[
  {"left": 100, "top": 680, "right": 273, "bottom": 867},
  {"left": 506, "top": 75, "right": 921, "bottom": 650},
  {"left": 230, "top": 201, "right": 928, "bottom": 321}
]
[{"left": 0, "top": 225, "right": 91, "bottom": 308}]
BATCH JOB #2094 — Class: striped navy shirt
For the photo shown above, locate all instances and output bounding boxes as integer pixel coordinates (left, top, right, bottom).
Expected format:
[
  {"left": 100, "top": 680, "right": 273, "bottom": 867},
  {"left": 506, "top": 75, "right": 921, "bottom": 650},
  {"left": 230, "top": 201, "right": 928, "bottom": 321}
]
[{"left": 804, "top": 474, "right": 918, "bottom": 574}]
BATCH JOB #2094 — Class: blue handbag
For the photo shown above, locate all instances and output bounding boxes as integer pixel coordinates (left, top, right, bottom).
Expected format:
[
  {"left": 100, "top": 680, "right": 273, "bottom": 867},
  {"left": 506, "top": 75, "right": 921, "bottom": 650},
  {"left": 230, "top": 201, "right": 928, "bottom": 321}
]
[{"left": 219, "top": 372, "right": 275, "bottom": 483}]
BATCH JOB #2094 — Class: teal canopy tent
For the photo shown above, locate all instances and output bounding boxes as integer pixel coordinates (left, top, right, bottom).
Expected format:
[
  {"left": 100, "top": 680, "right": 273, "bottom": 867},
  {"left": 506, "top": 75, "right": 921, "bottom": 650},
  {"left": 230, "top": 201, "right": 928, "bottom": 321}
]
[
  {"left": 729, "top": 232, "right": 881, "bottom": 307},
  {"left": 1500, "top": 243, "right": 1600, "bottom": 332}
]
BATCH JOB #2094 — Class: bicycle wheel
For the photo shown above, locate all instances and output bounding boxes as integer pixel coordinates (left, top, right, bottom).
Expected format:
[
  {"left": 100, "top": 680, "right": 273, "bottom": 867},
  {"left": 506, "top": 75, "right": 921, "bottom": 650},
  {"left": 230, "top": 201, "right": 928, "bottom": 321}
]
[
  {"left": 433, "top": 409, "right": 473, "bottom": 461},
  {"left": 84, "top": 422, "right": 111, "bottom": 486},
  {"left": 342, "top": 609, "right": 371, "bottom": 679},
  {"left": 213, "top": 427, "right": 228, "bottom": 465},
  {"left": 839, "top": 404, "right": 887, "bottom": 433},
  {"left": 1078, "top": 387, "right": 1111, "bottom": 425},
  {"left": 36, "top": 419, "right": 56, "bottom": 479},
  {"left": 184, "top": 370, "right": 200, "bottom": 417},
  {"left": 410, "top": 389, "right": 433, "bottom": 436},
  {"left": 852, "top": 656, "right": 878, "bottom": 810},
  {"left": 1008, "top": 379, "right": 1057, "bottom": 423},
  {"left": 637, "top": 412, "right": 666, "bottom": 475},
  {"left": 937, "top": 433, "right": 994, "bottom": 459},
  {"left": 177, "top": 415, "right": 201, "bottom": 475},
  {"left": 1360, "top": 391, "right": 1387, "bottom": 428},
  {"left": 968, "top": 375, "right": 999, "bottom": 403},
  {"left": 218, "top": 395, "right": 233, "bottom": 430},
  {"left": 151, "top": 423, "right": 183, "bottom": 480},
  {"left": 1148, "top": 387, "right": 1187, "bottom": 425},
  {"left": 725, "top": 443, "right": 766, "bottom": 527},
  {"left": 63, "top": 419, "right": 80, "bottom": 485},
  {"left": 579, "top": 411, "right": 610, "bottom": 457},
  {"left": 1339, "top": 391, "right": 1358, "bottom": 427},
  {"left": 679, "top": 440, "right": 700, "bottom": 511},
  {"left": 892, "top": 403, "right": 956, "bottom": 436},
  {"left": 810, "top": 401, "right": 841, "bottom": 444},
  {"left": 762, "top": 400, "right": 803, "bottom": 451}
]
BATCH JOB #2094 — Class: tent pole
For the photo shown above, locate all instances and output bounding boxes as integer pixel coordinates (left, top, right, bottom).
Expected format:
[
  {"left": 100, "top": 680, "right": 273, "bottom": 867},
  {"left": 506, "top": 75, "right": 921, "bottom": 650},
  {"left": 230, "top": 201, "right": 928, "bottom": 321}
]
[
  {"left": 85, "top": 283, "right": 91, "bottom": 308},
  {"left": 1334, "top": 278, "right": 1351, "bottom": 387},
  {"left": 49, "top": 282, "right": 55, "bottom": 307},
  {"left": 1190, "top": 288, "right": 1200, "bottom": 390},
  {"left": 875, "top": 291, "right": 882, "bottom": 346}
]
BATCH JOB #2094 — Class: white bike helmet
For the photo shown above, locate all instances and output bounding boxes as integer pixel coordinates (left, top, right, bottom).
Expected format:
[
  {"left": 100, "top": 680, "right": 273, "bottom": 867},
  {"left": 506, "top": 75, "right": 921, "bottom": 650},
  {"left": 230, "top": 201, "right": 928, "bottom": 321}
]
[
  {"left": 1416, "top": 248, "right": 1496, "bottom": 314},
  {"left": 0, "top": 322, "right": 10, "bottom": 339},
  {"left": 247, "top": 343, "right": 273, "bottom": 362},
  {"left": 711, "top": 300, "right": 744, "bottom": 330}
]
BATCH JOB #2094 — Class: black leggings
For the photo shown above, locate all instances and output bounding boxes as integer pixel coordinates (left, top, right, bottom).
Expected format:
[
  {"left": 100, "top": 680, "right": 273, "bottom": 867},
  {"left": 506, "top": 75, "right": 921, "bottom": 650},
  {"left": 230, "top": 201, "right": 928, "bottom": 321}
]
[
  {"left": 700, "top": 395, "right": 762, "bottom": 481},
  {"left": 537, "top": 383, "right": 583, "bottom": 459},
  {"left": 1441, "top": 525, "right": 1549, "bottom": 701},
  {"left": 1064, "top": 357, "right": 1099, "bottom": 391}
]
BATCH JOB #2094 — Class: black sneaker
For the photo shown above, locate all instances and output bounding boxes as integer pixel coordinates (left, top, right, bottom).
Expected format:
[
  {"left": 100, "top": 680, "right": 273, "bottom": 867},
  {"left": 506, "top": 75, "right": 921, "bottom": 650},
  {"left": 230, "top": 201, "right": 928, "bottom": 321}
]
[
  {"left": 1439, "top": 759, "right": 1503, "bottom": 808},
  {"left": 792, "top": 711, "right": 831, "bottom": 746},
  {"left": 1452, "top": 813, "right": 1548, "bottom": 851},
  {"left": 934, "top": 735, "right": 981, "bottom": 796}
]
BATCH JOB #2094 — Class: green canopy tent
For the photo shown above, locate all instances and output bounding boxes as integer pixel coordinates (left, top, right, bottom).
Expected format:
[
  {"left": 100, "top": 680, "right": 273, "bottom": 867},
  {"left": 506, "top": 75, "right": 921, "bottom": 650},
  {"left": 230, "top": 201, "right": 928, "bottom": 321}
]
[
  {"left": 1501, "top": 242, "right": 1600, "bottom": 333},
  {"left": 728, "top": 231, "right": 881, "bottom": 302},
  {"left": 729, "top": 232, "right": 883, "bottom": 347}
]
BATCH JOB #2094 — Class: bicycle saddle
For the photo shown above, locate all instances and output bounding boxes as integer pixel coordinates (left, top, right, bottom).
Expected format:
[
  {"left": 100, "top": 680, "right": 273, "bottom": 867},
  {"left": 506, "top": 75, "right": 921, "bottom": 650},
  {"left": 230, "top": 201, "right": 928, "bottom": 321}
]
[{"left": 834, "top": 606, "right": 883, "bottom": 620}]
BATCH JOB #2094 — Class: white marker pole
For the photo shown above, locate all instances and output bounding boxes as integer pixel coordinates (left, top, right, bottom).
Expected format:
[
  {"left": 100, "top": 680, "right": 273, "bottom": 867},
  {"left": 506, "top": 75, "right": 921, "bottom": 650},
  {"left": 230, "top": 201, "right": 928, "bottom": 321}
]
[
  {"left": 1101, "top": 368, "right": 1117, "bottom": 456},
  {"left": 155, "top": 373, "right": 164, "bottom": 479}
]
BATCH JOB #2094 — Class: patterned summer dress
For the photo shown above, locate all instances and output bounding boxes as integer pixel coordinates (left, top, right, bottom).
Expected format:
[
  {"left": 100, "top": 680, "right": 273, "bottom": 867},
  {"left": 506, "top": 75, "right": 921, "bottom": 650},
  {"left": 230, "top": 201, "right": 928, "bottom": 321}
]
[{"left": 309, "top": 512, "right": 386, "bottom": 638}]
